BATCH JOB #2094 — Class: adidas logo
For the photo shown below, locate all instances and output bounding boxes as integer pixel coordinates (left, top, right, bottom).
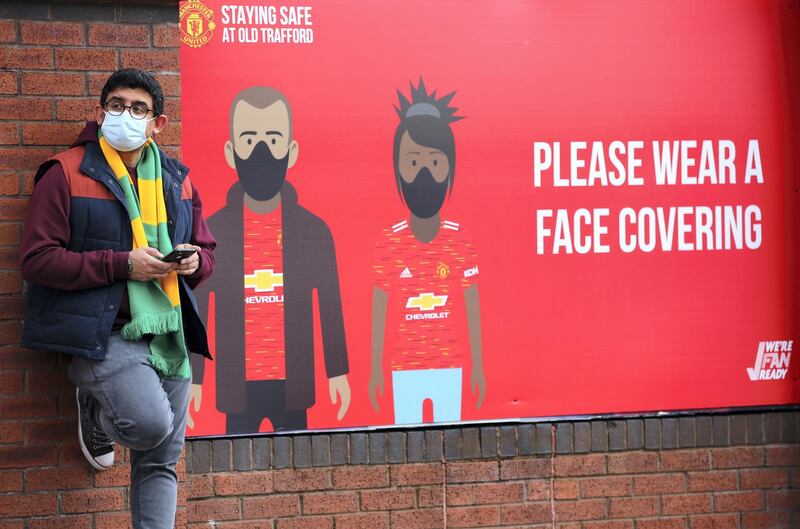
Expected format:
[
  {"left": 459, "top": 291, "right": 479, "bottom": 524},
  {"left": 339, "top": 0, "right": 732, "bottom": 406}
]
[{"left": 400, "top": 267, "right": 413, "bottom": 279}]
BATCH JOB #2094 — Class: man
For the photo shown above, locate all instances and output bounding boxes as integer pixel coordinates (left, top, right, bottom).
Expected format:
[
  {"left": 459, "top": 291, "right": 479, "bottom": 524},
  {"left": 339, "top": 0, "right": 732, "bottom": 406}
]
[
  {"left": 19, "top": 69, "right": 216, "bottom": 529},
  {"left": 190, "top": 86, "right": 350, "bottom": 434},
  {"left": 369, "top": 78, "right": 486, "bottom": 424}
]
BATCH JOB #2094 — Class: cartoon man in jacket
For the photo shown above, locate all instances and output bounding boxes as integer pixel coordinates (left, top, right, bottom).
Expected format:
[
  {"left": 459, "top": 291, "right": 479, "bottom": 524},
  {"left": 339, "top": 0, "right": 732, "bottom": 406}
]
[{"left": 190, "top": 86, "right": 350, "bottom": 434}]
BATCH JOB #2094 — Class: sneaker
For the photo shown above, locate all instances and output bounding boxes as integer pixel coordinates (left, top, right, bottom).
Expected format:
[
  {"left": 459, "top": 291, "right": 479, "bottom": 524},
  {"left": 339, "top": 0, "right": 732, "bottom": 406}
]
[{"left": 75, "top": 388, "right": 115, "bottom": 470}]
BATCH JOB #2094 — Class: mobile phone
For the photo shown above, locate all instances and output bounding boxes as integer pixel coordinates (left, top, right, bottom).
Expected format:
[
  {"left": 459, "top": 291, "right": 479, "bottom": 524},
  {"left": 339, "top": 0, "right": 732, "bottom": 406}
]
[{"left": 160, "top": 248, "right": 197, "bottom": 263}]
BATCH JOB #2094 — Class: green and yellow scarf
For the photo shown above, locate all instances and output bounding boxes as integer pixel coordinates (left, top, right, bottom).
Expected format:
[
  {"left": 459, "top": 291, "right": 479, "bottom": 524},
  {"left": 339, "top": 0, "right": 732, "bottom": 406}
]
[{"left": 98, "top": 132, "right": 190, "bottom": 379}]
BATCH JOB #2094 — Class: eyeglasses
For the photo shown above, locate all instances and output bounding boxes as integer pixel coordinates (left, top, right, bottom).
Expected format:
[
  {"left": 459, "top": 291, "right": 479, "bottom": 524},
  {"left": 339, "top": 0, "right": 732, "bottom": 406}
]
[{"left": 103, "top": 100, "right": 154, "bottom": 120}]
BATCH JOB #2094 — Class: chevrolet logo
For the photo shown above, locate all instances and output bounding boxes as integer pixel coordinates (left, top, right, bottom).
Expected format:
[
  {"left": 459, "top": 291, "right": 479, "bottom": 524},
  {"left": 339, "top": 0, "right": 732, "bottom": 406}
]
[
  {"left": 406, "top": 292, "right": 448, "bottom": 311},
  {"left": 244, "top": 269, "right": 284, "bottom": 292}
]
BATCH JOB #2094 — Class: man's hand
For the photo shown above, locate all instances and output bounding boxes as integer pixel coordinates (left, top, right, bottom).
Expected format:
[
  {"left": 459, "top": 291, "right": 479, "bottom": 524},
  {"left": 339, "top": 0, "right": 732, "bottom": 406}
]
[
  {"left": 174, "top": 244, "right": 201, "bottom": 276},
  {"left": 328, "top": 375, "right": 351, "bottom": 421},
  {"left": 471, "top": 367, "right": 486, "bottom": 409},
  {"left": 187, "top": 384, "right": 202, "bottom": 429},
  {"left": 368, "top": 369, "right": 384, "bottom": 412},
  {"left": 129, "top": 247, "right": 176, "bottom": 281}
]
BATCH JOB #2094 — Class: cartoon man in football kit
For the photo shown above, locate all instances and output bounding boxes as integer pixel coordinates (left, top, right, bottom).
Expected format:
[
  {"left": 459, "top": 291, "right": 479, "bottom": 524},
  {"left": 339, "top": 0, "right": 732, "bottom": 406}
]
[
  {"left": 190, "top": 86, "right": 351, "bottom": 434},
  {"left": 369, "top": 79, "right": 485, "bottom": 424}
]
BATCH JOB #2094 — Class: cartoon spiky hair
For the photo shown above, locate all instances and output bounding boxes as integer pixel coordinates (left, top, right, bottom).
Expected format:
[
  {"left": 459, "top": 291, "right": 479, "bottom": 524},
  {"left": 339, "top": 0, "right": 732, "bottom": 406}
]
[{"left": 395, "top": 77, "right": 463, "bottom": 123}]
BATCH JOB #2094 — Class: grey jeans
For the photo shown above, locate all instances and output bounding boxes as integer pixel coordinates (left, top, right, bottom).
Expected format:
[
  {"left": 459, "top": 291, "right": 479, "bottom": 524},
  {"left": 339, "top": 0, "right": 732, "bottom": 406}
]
[{"left": 67, "top": 332, "right": 191, "bottom": 529}]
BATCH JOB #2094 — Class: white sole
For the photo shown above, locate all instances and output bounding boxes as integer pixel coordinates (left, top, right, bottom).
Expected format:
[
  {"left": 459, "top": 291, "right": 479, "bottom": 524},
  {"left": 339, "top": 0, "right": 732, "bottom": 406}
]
[{"left": 75, "top": 388, "right": 114, "bottom": 471}]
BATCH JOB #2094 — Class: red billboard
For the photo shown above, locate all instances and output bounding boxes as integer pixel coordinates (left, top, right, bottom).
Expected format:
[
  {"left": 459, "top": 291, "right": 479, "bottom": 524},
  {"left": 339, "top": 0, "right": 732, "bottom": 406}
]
[{"left": 179, "top": 0, "right": 800, "bottom": 437}]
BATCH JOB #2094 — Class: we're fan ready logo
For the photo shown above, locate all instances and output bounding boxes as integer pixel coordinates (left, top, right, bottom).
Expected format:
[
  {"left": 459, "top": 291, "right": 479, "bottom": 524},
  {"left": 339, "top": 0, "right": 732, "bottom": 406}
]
[{"left": 746, "top": 340, "right": 793, "bottom": 381}]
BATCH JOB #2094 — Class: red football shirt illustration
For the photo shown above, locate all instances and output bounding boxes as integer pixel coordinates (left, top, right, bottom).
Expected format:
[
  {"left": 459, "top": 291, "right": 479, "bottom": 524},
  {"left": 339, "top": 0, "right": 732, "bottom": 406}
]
[
  {"left": 243, "top": 205, "right": 286, "bottom": 380},
  {"left": 373, "top": 219, "right": 479, "bottom": 371}
]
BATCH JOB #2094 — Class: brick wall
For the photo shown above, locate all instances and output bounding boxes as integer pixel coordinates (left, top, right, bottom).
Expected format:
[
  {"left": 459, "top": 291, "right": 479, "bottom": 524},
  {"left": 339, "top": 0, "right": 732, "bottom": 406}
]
[
  {"left": 0, "top": 2, "right": 799, "bottom": 529},
  {"left": 183, "top": 414, "right": 800, "bottom": 529}
]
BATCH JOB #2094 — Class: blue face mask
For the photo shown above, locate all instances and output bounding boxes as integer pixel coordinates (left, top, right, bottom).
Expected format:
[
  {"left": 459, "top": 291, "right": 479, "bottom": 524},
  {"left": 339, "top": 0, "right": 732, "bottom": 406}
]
[{"left": 100, "top": 111, "right": 151, "bottom": 152}]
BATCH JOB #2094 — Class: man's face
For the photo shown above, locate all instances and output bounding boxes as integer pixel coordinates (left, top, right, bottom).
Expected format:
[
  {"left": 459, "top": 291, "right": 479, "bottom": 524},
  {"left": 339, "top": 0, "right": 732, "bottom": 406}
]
[
  {"left": 226, "top": 100, "right": 297, "bottom": 165},
  {"left": 397, "top": 131, "right": 450, "bottom": 184},
  {"left": 94, "top": 87, "right": 166, "bottom": 139}
]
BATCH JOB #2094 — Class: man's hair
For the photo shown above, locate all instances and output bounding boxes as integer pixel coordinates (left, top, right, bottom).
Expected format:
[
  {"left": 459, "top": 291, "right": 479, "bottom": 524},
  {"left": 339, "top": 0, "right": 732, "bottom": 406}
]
[
  {"left": 393, "top": 78, "right": 463, "bottom": 196},
  {"left": 229, "top": 86, "right": 293, "bottom": 140},
  {"left": 100, "top": 69, "right": 165, "bottom": 117}
]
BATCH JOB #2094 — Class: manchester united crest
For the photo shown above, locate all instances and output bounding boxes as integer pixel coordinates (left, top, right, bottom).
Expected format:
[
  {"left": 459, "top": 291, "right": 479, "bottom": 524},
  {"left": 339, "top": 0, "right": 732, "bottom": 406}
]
[
  {"left": 436, "top": 263, "right": 450, "bottom": 279},
  {"left": 180, "top": 0, "right": 216, "bottom": 48}
]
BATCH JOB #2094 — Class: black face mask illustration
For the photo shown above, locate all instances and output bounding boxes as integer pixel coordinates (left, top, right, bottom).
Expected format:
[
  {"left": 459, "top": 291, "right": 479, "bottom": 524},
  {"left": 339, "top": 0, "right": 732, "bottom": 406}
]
[
  {"left": 400, "top": 166, "right": 448, "bottom": 218},
  {"left": 233, "top": 141, "right": 289, "bottom": 201}
]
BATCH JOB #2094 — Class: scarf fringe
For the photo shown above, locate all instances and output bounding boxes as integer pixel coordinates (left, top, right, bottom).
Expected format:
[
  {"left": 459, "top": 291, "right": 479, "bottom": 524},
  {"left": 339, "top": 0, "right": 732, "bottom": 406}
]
[
  {"left": 148, "top": 352, "right": 192, "bottom": 379},
  {"left": 121, "top": 311, "right": 181, "bottom": 341}
]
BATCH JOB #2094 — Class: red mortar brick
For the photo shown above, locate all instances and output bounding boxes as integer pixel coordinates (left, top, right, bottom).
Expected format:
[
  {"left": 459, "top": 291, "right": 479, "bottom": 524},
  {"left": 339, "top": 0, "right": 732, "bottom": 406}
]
[
  {"left": 765, "top": 489, "right": 800, "bottom": 509},
  {"left": 741, "top": 511, "right": 792, "bottom": 528},
  {"left": 739, "top": 468, "right": 789, "bottom": 489},
  {"left": 359, "top": 488, "right": 415, "bottom": 511},
  {"left": 121, "top": 49, "right": 179, "bottom": 72},
  {"left": 0, "top": 223, "right": 20, "bottom": 244},
  {"left": 188, "top": 497, "right": 242, "bottom": 522},
  {"left": 56, "top": 48, "right": 117, "bottom": 71},
  {"left": 214, "top": 470, "right": 274, "bottom": 496},
  {"left": 335, "top": 512, "right": 390, "bottom": 529},
  {"left": 22, "top": 73, "right": 84, "bottom": 96},
  {"left": 153, "top": 24, "right": 179, "bottom": 47},
  {"left": 660, "top": 450, "right": 710, "bottom": 471},
  {"left": 686, "top": 470, "right": 737, "bottom": 492},
  {"left": 0, "top": 72, "right": 17, "bottom": 94},
  {"left": 580, "top": 475, "right": 633, "bottom": 497},
  {"left": 662, "top": 493, "right": 713, "bottom": 515},
  {"left": 28, "top": 516, "right": 92, "bottom": 529},
  {"left": 446, "top": 460, "right": 499, "bottom": 483},
  {"left": 714, "top": 490, "right": 764, "bottom": 512},
  {"left": 447, "top": 482, "right": 524, "bottom": 506},
  {"left": 501, "top": 502, "right": 552, "bottom": 524},
  {"left": 273, "top": 468, "right": 331, "bottom": 492},
  {"left": 88, "top": 23, "right": 149, "bottom": 47},
  {"left": 447, "top": 505, "right": 500, "bottom": 527},
  {"left": 0, "top": 21, "right": 15, "bottom": 43},
  {"left": 22, "top": 122, "right": 84, "bottom": 146},
  {"left": 56, "top": 98, "right": 96, "bottom": 121},
  {"left": 689, "top": 513, "right": 739, "bottom": 529},
  {"left": 765, "top": 445, "right": 800, "bottom": 466},
  {"left": 332, "top": 465, "right": 389, "bottom": 489},
  {"left": 391, "top": 463, "right": 443, "bottom": 486},
  {"left": 20, "top": 22, "right": 84, "bottom": 46},
  {"left": 0, "top": 469, "right": 22, "bottom": 493},
  {"left": 555, "top": 498, "right": 607, "bottom": 521},
  {"left": 636, "top": 518, "right": 687, "bottom": 529},
  {"left": 584, "top": 522, "right": 635, "bottom": 529},
  {"left": 302, "top": 491, "right": 358, "bottom": 514},
  {"left": 500, "top": 457, "right": 550, "bottom": 480},
  {"left": 93, "top": 511, "right": 133, "bottom": 529},
  {"left": 0, "top": 47, "right": 52, "bottom": 69},
  {"left": 553, "top": 454, "right": 606, "bottom": 476},
  {"left": 27, "top": 465, "right": 91, "bottom": 490},
  {"left": 606, "top": 451, "right": 659, "bottom": 474},
  {"left": 417, "top": 485, "right": 443, "bottom": 507},
  {"left": 0, "top": 422, "right": 24, "bottom": 444},
  {"left": 0, "top": 394, "right": 56, "bottom": 418},
  {"left": 0, "top": 372, "right": 22, "bottom": 394},
  {"left": 275, "top": 518, "right": 333, "bottom": 529},
  {"left": 0, "top": 492, "right": 57, "bottom": 517},
  {"left": 61, "top": 488, "right": 125, "bottom": 514},
  {"left": 0, "top": 98, "right": 51, "bottom": 120},
  {"left": 390, "top": 507, "right": 444, "bottom": 529},
  {"left": 608, "top": 496, "right": 660, "bottom": 518},
  {"left": 93, "top": 462, "right": 131, "bottom": 487},
  {"left": 241, "top": 494, "right": 300, "bottom": 519},
  {"left": 711, "top": 446, "right": 763, "bottom": 469},
  {"left": 0, "top": 124, "right": 19, "bottom": 145}
]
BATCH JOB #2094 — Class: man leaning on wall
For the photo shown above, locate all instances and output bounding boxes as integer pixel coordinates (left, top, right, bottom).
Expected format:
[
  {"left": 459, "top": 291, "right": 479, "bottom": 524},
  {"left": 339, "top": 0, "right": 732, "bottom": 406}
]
[{"left": 18, "top": 68, "right": 216, "bottom": 529}]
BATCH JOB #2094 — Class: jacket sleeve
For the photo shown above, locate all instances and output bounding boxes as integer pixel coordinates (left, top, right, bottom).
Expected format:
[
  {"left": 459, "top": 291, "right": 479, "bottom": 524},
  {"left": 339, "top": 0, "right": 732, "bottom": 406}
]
[
  {"left": 316, "top": 227, "right": 349, "bottom": 379},
  {"left": 184, "top": 182, "right": 216, "bottom": 290},
  {"left": 19, "top": 163, "right": 129, "bottom": 290}
]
